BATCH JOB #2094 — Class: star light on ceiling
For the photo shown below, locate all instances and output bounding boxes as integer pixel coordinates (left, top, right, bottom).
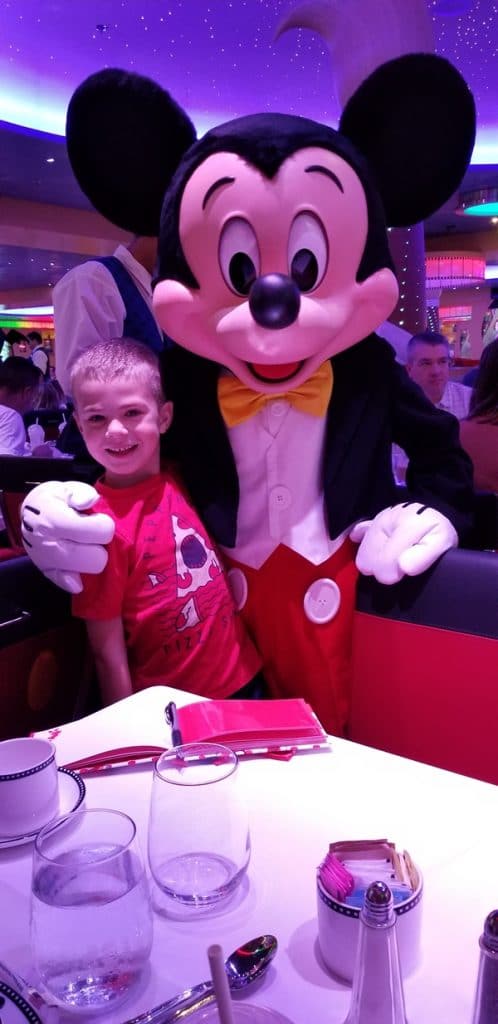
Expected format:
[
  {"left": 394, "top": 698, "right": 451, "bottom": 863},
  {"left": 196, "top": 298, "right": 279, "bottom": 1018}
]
[{"left": 0, "top": 0, "right": 496, "bottom": 160}]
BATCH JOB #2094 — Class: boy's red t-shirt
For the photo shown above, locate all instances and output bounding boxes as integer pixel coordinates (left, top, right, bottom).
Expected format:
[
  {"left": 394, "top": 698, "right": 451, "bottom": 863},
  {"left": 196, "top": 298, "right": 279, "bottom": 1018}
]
[{"left": 72, "top": 471, "right": 261, "bottom": 698}]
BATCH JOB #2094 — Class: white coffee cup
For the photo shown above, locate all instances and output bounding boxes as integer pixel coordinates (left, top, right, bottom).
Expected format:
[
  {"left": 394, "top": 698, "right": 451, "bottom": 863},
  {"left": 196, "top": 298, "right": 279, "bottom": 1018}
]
[{"left": 0, "top": 737, "right": 59, "bottom": 838}]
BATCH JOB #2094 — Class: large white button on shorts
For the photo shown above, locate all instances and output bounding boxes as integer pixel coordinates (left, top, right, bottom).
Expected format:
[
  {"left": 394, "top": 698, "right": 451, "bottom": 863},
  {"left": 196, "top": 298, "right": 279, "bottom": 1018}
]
[{"left": 303, "top": 578, "right": 341, "bottom": 624}]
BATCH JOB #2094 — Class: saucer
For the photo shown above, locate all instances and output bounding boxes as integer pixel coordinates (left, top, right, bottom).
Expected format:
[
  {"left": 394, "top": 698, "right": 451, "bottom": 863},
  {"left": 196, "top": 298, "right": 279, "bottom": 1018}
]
[
  {"left": 0, "top": 980, "right": 43, "bottom": 1023},
  {"left": 0, "top": 768, "right": 86, "bottom": 850}
]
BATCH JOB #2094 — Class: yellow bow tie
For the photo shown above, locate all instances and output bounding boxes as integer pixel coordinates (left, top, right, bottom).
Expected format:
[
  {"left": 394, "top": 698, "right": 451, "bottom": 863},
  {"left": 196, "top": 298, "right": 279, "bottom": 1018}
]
[{"left": 218, "top": 361, "right": 333, "bottom": 428}]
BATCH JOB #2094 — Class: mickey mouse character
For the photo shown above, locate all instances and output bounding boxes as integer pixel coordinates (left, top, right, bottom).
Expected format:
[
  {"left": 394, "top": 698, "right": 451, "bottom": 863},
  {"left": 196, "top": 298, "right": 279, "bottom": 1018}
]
[{"left": 23, "top": 54, "right": 476, "bottom": 733}]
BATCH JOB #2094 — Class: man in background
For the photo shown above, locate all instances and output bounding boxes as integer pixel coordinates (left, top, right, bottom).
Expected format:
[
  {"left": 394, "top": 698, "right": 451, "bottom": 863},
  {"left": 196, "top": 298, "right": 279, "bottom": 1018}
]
[
  {"left": 392, "top": 330, "right": 471, "bottom": 485},
  {"left": 53, "top": 235, "right": 161, "bottom": 398},
  {"left": 6, "top": 330, "right": 29, "bottom": 359},
  {"left": 0, "top": 358, "right": 43, "bottom": 455},
  {"left": 52, "top": 236, "right": 164, "bottom": 462},
  {"left": 27, "top": 331, "right": 50, "bottom": 379},
  {"left": 405, "top": 330, "right": 471, "bottom": 417}
]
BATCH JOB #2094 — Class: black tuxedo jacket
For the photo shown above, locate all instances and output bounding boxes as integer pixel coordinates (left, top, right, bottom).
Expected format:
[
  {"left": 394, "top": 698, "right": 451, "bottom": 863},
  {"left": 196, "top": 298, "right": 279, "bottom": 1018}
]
[{"left": 161, "top": 334, "right": 475, "bottom": 548}]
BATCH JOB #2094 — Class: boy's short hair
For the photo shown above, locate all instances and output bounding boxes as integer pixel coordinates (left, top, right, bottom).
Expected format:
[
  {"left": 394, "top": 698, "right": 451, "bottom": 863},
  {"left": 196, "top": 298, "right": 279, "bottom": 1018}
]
[
  {"left": 0, "top": 356, "right": 43, "bottom": 393},
  {"left": 70, "top": 339, "right": 167, "bottom": 405}
]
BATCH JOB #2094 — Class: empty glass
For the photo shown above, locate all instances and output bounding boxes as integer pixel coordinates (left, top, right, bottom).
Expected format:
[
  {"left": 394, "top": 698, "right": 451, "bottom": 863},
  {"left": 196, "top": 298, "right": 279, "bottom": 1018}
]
[
  {"left": 148, "top": 743, "right": 250, "bottom": 907},
  {"left": 31, "top": 807, "right": 153, "bottom": 1012},
  {"left": 188, "top": 1005, "right": 295, "bottom": 1023}
]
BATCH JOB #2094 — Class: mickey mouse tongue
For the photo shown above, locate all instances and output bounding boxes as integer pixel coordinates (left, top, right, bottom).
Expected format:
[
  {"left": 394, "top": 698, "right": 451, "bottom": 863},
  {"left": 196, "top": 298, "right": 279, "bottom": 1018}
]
[{"left": 249, "top": 360, "right": 303, "bottom": 384}]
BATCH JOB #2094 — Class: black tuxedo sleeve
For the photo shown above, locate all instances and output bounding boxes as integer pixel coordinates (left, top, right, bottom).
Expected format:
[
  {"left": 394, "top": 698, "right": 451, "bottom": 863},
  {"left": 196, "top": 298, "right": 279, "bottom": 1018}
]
[{"left": 391, "top": 360, "right": 475, "bottom": 541}]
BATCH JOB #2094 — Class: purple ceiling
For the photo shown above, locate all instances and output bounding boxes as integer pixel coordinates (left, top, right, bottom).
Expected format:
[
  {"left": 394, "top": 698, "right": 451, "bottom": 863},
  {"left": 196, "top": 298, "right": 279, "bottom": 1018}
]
[
  {"left": 0, "top": 0, "right": 497, "bottom": 296},
  {"left": 0, "top": 243, "right": 87, "bottom": 291},
  {"left": 0, "top": 0, "right": 496, "bottom": 155},
  {"left": 0, "top": 121, "right": 90, "bottom": 209}
]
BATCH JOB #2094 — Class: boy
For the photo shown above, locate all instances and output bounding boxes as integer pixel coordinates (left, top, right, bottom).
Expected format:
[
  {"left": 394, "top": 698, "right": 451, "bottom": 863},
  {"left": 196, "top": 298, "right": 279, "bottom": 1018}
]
[{"left": 71, "top": 339, "right": 261, "bottom": 705}]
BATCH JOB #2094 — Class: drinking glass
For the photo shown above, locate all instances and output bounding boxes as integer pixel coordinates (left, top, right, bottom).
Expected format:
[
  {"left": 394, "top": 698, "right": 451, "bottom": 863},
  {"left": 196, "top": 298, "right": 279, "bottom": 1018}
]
[
  {"left": 148, "top": 743, "right": 250, "bottom": 907},
  {"left": 31, "top": 807, "right": 153, "bottom": 1012},
  {"left": 188, "top": 1006, "right": 294, "bottom": 1023}
]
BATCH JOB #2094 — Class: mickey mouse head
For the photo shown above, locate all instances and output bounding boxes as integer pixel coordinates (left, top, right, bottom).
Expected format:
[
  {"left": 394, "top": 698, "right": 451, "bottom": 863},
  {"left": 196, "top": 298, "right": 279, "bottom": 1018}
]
[{"left": 65, "top": 54, "right": 475, "bottom": 392}]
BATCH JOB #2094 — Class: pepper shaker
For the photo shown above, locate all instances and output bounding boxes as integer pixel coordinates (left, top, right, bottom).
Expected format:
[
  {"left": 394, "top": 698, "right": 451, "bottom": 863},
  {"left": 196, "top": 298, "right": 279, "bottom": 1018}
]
[
  {"left": 344, "top": 880, "right": 408, "bottom": 1024},
  {"left": 471, "top": 910, "right": 498, "bottom": 1024}
]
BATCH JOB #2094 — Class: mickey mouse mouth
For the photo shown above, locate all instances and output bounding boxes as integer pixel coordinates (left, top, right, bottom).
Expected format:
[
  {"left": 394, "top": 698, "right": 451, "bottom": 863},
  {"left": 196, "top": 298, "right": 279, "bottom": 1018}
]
[{"left": 247, "top": 360, "right": 304, "bottom": 384}]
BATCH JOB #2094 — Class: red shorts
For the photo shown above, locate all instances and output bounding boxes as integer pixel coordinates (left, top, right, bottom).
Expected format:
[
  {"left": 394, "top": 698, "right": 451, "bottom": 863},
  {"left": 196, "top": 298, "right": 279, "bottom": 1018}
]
[{"left": 225, "top": 539, "right": 359, "bottom": 736}]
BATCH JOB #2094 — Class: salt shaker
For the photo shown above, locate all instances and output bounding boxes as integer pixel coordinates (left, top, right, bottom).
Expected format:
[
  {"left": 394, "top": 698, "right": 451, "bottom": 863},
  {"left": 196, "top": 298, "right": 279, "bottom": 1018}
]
[
  {"left": 471, "top": 910, "right": 498, "bottom": 1024},
  {"left": 344, "top": 880, "right": 408, "bottom": 1024}
]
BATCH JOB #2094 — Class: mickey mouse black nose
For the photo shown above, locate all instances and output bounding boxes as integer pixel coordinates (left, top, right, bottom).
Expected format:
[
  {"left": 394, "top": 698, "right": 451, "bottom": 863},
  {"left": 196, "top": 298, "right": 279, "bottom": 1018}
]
[{"left": 249, "top": 273, "right": 301, "bottom": 329}]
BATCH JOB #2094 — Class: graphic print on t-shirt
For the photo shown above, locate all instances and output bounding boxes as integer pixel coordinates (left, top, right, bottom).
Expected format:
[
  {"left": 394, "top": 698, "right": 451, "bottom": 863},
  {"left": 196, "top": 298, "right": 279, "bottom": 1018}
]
[
  {"left": 173, "top": 513, "right": 220, "bottom": 591},
  {"left": 147, "top": 512, "right": 231, "bottom": 646},
  {"left": 148, "top": 572, "right": 166, "bottom": 586}
]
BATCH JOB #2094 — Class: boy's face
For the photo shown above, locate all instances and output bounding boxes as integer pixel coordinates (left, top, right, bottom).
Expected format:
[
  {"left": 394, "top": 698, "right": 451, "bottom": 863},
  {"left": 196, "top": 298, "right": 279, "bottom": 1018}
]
[{"left": 74, "top": 375, "right": 172, "bottom": 487}]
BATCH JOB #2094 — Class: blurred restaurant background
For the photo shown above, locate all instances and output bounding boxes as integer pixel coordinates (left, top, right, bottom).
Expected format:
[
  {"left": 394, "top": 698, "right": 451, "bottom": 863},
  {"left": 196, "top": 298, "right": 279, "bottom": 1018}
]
[
  {"left": 0, "top": 0, "right": 498, "bottom": 371},
  {"left": 0, "top": 0, "right": 497, "bottom": 767}
]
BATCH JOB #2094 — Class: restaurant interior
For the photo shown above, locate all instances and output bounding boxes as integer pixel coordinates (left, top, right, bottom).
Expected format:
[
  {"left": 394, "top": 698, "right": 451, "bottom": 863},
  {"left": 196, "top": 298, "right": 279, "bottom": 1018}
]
[
  {"left": 0, "top": 0, "right": 497, "bottom": 761},
  {"left": 1, "top": 5, "right": 498, "bottom": 1021}
]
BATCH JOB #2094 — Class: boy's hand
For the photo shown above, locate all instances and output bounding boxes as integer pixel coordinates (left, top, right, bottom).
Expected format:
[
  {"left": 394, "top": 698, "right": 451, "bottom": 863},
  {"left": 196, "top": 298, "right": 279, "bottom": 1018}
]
[
  {"left": 21, "top": 481, "right": 115, "bottom": 594},
  {"left": 350, "top": 502, "right": 458, "bottom": 585}
]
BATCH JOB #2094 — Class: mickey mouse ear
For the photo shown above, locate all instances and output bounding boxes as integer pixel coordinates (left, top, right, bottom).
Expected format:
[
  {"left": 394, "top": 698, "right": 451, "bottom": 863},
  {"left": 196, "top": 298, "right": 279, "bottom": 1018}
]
[
  {"left": 66, "top": 68, "right": 196, "bottom": 237},
  {"left": 339, "top": 53, "right": 476, "bottom": 227}
]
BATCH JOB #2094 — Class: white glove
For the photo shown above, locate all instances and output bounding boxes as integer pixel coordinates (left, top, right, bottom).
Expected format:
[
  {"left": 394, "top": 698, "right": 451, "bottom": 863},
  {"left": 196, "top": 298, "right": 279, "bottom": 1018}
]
[
  {"left": 21, "top": 480, "right": 115, "bottom": 594},
  {"left": 350, "top": 502, "right": 458, "bottom": 585}
]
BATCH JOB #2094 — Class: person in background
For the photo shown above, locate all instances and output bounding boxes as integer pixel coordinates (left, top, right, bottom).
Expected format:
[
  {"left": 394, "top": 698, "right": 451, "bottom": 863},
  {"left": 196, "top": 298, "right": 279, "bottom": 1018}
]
[
  {"left": 481, "top": 298, "right": 498, "bottom": 350},
  {"left": 27, "top": 331, "right": 50, "bottom": 379},
  {"left": 458, "top": 328, "right": 471, "bottom": 359},
  {"left": 70, "top": 338, "right": 262, "bottom": 706},
  {"left": 405, "top": 330, "right": 471, "bottom": 415},
  {"left": 0, "top": 358, "right": 43, "bottom": 541},
  {"left": 25, "top": 377, "right": 69, "bottom": 456},
  {"left": 53, "top": 237, "right": 166, "bottom": 463},
  {"left": 6, "top": 330, "right": 29, "bottom": 360},
  {"left": 459, "top": 339, "right": 498, "bottom": 495},
  {"left": 0, "top": 358, "right": 43, "bottom": 455},
  {"left": 392, "top": 330, "right": 471, "bottom": 485},
  {"left": 52, "top": 65, "right": 196, "bottom": 456},
  {"left": 53, "top": 236, "right": 162, "bottom": 397},
  {"left": 37, "top": 377, "right": 67, "bottom": 411},
  {"left": 0, "top": 329, "right": 10, "bottom": 362},
  {"left": 462, "top": 300, "right": 498, "bottom": 389}
]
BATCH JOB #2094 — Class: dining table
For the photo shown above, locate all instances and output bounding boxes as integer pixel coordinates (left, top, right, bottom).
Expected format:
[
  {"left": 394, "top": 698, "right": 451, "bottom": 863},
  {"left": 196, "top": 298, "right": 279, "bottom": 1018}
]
[{"left": 1, "top": 683, "right": 498, "bottom": 1024}]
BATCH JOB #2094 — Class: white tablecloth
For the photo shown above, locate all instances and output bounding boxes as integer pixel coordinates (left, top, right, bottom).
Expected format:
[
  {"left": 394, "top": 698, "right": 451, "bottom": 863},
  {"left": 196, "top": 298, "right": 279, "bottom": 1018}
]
[{"left": 1, "top": 685, "right": 498, "bottom": 1023}]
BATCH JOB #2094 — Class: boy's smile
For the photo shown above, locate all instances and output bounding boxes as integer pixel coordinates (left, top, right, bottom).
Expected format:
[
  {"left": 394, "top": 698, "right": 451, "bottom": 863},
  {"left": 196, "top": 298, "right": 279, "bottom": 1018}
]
[{"left": 74, "top": 376, "right": 172, "bottom": 488}]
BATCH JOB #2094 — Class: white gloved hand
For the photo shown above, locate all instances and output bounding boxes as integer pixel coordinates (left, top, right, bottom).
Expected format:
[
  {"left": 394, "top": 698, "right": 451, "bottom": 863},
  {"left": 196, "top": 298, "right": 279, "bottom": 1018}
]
[
  {"left": 350, "top": 502, "right": 458, "bottom": 585},
  {"left": 21, "top": 480, "right": 115, "bottom": 594}
]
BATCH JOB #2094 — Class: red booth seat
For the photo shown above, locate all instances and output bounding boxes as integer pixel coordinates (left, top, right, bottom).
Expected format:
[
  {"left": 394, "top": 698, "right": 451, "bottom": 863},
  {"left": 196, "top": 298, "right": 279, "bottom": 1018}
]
[
  {"left": 350, "top": 548, "right": 498, "bottom": 785},
  {"left": 0, "top": 556, "right": 97, "bottom": 740}
]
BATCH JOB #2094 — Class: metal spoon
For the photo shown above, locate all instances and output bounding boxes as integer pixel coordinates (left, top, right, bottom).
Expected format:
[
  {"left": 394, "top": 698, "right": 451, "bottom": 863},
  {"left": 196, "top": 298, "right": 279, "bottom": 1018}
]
[{"left": 126, "top": 934, "right": 278, "bottom": 1024}]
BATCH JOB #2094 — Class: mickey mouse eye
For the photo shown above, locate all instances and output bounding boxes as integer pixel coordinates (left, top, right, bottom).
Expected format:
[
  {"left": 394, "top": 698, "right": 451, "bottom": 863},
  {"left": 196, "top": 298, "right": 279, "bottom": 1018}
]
[
  {"left": 219, "top": 217, "right": 260, "bottom": 296},
  {"left": 288, "top": 212, "right": 328, "bottom": 292}
]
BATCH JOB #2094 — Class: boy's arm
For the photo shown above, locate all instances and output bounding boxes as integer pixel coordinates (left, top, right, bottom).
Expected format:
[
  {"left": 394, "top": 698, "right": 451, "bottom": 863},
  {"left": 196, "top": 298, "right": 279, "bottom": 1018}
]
[{"left": 85, "top": 617, "right": 133, "bottom": 706}]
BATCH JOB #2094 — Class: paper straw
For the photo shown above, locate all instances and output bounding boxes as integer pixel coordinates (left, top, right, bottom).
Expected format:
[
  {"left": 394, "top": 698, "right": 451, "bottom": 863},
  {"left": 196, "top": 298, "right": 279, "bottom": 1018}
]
[{"left": 207, "top": 944, "right": 235, "bottom": 1024}]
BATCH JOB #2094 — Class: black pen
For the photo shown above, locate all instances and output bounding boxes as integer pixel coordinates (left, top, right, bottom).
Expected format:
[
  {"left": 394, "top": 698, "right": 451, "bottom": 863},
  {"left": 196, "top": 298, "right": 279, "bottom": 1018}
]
[{"left": 165, "top": 701, "right": 183, "bottom": 747}]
